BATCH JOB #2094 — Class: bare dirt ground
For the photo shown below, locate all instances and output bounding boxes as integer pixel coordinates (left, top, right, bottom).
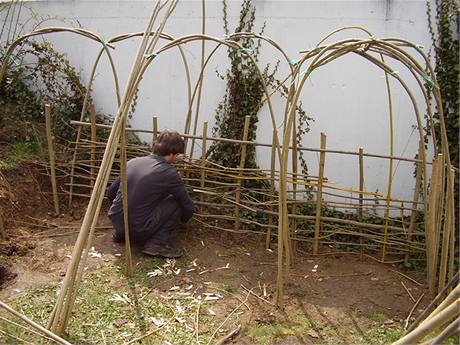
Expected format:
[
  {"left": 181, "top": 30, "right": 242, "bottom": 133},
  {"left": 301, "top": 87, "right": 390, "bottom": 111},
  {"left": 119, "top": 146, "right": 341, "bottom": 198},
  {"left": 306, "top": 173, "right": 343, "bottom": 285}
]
[{"left": 0, "top": 164, "right": 429, "bottom": 344}]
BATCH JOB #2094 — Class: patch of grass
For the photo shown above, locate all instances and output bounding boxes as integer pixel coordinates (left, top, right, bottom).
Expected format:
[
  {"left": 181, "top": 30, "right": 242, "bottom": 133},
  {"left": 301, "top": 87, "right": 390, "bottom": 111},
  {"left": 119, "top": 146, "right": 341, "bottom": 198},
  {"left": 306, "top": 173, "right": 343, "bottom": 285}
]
[
  {"left": 368, "top": 311, "right": 389, "bottom": 323},
  {"left": 218, "top": 283, "right": 238, "bottom": 293},
  {"left": 349, "top": 303, "right": 363, "bottom": 316},
  {"left": 0, "top": 141, "right": 40, "bottom": 169},
  {"left": 0, "top": 261, "right": 241, "bottom": 344},
  {"left": 443, "top": 334, "right": 460, "bottom": 344},
  {"left": 124, "top": 256, "right": 166, "bottom": 286},
  {"left": 366, "top": 323, "right": 404, "bottom": 344},
  {"left": 247, "top": 314, "right": 314, "bottom": 344},
  {"left": 0, "top": 283, "right": 58, "bottom": 344},
  {"left": 248, "top": 324, "right": 285, "bottom": 344}
]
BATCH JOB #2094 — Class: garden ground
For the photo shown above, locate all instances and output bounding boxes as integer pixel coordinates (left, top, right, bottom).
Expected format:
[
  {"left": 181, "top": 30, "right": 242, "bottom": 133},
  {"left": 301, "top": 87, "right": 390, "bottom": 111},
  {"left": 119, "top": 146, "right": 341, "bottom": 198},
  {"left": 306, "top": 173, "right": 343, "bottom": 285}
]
[{"left": 0, "top": 164, "right": 428, "bottom": 344}]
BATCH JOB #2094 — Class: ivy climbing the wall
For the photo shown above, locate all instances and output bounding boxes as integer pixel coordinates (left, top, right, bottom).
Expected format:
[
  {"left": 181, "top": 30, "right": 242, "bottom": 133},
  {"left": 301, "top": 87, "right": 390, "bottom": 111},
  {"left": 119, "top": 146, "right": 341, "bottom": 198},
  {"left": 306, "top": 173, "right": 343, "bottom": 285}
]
[
  {"left": 207, "top": 0, "right": 277, "bottom": 169},
  {"left": 426, "top": 0, "right": 459, "bottom": 226},
  {"left": 208, "top": 0, "right": 313, "bottom": 174}
]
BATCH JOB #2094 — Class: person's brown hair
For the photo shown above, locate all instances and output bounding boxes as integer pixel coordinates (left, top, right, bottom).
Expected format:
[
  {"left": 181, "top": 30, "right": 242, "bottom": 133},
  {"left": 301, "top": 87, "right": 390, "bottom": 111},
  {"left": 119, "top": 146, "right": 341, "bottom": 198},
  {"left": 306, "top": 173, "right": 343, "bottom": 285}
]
[{"left": 153, "top": 131, "right": 185, "bottom": 156}]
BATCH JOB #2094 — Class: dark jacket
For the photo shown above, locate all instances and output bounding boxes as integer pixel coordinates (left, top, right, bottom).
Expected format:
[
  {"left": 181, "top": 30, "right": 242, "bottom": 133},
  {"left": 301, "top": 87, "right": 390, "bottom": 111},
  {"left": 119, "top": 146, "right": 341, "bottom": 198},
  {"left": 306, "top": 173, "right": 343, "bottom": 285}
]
[{"left": 107, "top": 155, "right": 194, "bottom": 234}]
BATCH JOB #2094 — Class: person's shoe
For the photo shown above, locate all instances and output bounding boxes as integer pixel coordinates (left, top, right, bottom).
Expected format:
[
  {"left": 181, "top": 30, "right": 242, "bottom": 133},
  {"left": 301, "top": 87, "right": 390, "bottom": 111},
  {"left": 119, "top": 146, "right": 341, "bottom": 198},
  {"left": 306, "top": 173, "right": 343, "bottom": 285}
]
[
  {"left": 112, "top": 229, "right": 124, "bottom": 243},
  {"left": 142, "top": 243, "right": 183, "bottom": 258}
]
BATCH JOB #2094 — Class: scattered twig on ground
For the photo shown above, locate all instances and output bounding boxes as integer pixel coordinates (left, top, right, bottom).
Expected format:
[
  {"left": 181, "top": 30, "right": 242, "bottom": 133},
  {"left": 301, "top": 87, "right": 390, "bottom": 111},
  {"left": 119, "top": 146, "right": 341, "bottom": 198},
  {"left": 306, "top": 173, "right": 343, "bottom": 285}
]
[
  {"left": 195, "top": 300, "right": 201, "bottom": 345},
  {"left": 405, "top": 293, "right": 425, "bottom": 330},
  {"left": 0, "top": 300, "right": 72, "bottom": 345},
  {"left": 289, "top": 271, "right": 373, "bottom": 279},
  {"left": 122, "top": 315, "right": 175, "bottom": 345},
  {"left": 138, "top": 277, "right": 175, "bottom": 302},
  {"left": 391, "top": 270, "right": 423, "bottom": 287},
  {"left": 258, "top": 262, "right": 276, "bottom": 266},
  {"left": 0, "top": 328, "right": 33, "bottom": 345},
  {"left": 297, "top": 249, "right": 358, "bottom": 257},
  {"left": 216, "top": 325, "right": 241, "bottom": 345},
  {"left": 206, "top": 290, "right": 252, "bottom": 345},
  {"left": 365, "top": 254, "right": 404, "bottom": 264},
  {"left": 240, "top": 284, "right": 275, "bottom": 307},
  {"left": 209, "top": 286, "right": 251, "bottom": 311},
  {"left": 401, "top": 281, "right": 416, "bottom": 302},
  {"left": 0, "top": 316, "right": 59, "bottom": 344}
]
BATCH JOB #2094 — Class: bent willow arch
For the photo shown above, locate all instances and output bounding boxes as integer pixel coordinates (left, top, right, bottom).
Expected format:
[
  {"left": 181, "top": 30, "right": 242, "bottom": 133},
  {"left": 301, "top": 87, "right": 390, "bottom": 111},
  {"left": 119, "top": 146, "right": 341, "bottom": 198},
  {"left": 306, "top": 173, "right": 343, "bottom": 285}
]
[{"left": 0, "top": 0, "right": 454, "bottom": 339}]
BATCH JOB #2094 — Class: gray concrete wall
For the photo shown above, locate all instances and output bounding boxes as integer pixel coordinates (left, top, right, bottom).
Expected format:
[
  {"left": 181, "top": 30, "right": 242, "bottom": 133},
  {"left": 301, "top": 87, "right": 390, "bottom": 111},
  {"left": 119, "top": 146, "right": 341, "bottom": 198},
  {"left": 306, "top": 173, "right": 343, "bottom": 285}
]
[{"left": 2, "top": 1, "right": 435, "bottom": 209}]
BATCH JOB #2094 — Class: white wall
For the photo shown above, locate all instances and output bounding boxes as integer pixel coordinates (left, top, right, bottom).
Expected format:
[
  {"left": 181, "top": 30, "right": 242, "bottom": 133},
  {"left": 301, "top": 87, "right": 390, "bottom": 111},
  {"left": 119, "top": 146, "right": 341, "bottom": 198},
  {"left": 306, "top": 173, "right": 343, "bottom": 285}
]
[{"left": 3, "top": 0, "right": 435, "bottom": 212}]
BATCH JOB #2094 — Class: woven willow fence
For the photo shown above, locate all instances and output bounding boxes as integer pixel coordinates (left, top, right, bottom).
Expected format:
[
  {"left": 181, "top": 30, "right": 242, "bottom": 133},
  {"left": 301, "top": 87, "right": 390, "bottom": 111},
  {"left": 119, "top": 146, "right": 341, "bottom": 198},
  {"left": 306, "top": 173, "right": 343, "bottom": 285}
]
[
  {"left": 0, "top": 0, "right": 456, "bottom": 338},
  {"left": 66, "top": 119, "right": 427, "bottom": 257}
]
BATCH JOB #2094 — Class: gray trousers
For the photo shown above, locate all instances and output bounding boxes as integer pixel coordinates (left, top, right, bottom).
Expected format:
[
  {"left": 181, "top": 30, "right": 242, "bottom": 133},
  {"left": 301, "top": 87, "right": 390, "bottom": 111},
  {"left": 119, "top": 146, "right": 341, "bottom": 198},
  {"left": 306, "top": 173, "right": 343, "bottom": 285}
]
[
  {"left": 138, "top": 195, "right": 182, "bottom": 245},
  {"left": 113, "top": 195, "right": 182, "bottom": 246}
]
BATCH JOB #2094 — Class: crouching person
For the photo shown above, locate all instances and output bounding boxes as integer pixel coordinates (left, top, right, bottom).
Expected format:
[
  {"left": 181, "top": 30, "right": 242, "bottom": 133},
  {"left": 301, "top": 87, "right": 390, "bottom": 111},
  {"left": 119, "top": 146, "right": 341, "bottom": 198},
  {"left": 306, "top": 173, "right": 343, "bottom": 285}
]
[{"left": 107, "top": 131, "right": 194, "bottom": 258}]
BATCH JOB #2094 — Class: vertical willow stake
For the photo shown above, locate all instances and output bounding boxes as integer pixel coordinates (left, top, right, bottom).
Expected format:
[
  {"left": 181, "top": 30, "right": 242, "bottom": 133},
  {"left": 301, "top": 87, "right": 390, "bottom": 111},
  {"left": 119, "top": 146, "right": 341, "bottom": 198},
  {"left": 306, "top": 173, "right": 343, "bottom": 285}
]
[
  {"left": 380, "top": 64, "right": 395, "bottom": 262},
  {"left": 438, "top": 164, "right": 454, "bottom": 292},
  {"left": 266, "top": 130, "right": 276, "bottom": 249},
  {"left": 426, "top": 154, "right": 442, "bottom": 297},
  {"left": 48, "top": 1, "right": 177, "bottom": 333},
  {"left": 120, "top": 121, "right": 133, "bottom": 277},
  {"left": 290, "top": 121, "right": 298, "bottom": 258},
  {"left": 200, "top": 121, "right": 208, "bottom": 208},
  {"left": 234, "top": 116, "right": 250, "bottom": 232},
  {"left": 406, "top": 140, "right": 423, "bottom": 265},
  {"left": 400, "top": 201, "right": 406, "bottom": 232},
  {"left": 358, "top": 147, "right": 364, "bottom": 260},
  {"left": 447, "top": 167, "right": 456, "bottom": 283},
  {"left": 434, "top": 154, "right": 445, "bottom": 280},
  {"left": 313, "top": 132, "right": 326, "bottom": 254},
  {"left": 90, "top": 104, "right": 97, "bottom": 187},
  {"left": 152, "top": 115, "right": 158, "bottom": 149},
  {"left": 45, "top": 104, "right": 60, "bottom": 216},
  {"left": 188, "top": 0, "right": 206, "bottom": 159}
]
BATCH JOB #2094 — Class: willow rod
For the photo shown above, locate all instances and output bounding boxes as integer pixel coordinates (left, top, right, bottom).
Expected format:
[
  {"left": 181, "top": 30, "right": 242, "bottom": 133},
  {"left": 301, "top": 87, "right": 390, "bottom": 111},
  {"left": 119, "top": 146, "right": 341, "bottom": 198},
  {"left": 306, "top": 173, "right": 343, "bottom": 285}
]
[
  {"left": 120, "top": 120, "right": 133, "bottom": 277},
  {"left": 426, "top": 154, "right": 443, "bottom": 297},
  {"left": 48, "top": 1, "right": 177, "bottom": 334},
  {"left": 447, "top": 168, "right": 456, "bottom": 282},
  {"left": 234, "top": 116, "right": 250, "bottom": 232},
  {"left": 0, "top": 300, "right": 72, "bottom": 345},
  {"left": 405, "top": 140, "right": 423, "bottom": 264},
  {"left": 429, "top": 317, "right": 460, "bottom": 345},
  {"left": 290, "top": 116, "right": 299, "bottom": 257},
  {"left": 266, "top": 130, "right": 277, "bottom": 249},
  {"left": 90, "top": 104, "right": 97, "bottom": 187},
  {"left": 380, "top": 55, "right": 395, "bottom": 261},
  {"left": 438, "top": 165, "right": 454, "bottom": 292},
  {"left": 274, "top": 31, "right": 440, "bottom": 292},
  {"left": 188, "top": 0, "right": 206, "bottom": 158},
  {"left": 69, "top": 120, "right": 431, "bottom": 165},
  {"left": 393, "top": 299, "right": 459, "bottom": 345},
  {"left": 406, "top": 272, "right": 459, "bottom": 334},
  {"left": 67, "top": 27, "right": 192, "bottom": 206},
  {"left": 200, "top": 121, "right": 208, "bottom": 208},
  {"left": 45, "top": 104, "right": 60, "bottom": 215},
  {"left": 0, "top": 315, "right": 63, "bottom": 344},
  {"left": 312, "top": 133, "right": 326, "bottom": 254},
  {"left": 358, "top": 147, "right": 364, "bottom": 259},
  {"left": 302, "top": 33, "right": 448, "bottom": 216},
  {"left": 422, "top": 285, "right": 460, "bottom": 329},
  {"left": 68, "top": 33, "right": 120, "bottom": 207},
  {"left": 5, "top": 19, "right": 451, "bottom": 321}
]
